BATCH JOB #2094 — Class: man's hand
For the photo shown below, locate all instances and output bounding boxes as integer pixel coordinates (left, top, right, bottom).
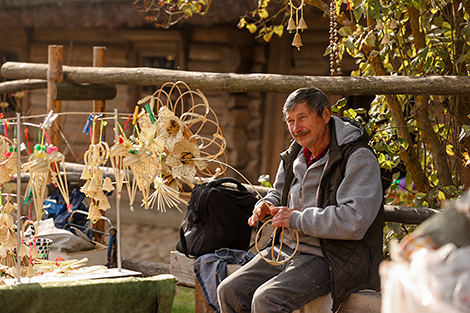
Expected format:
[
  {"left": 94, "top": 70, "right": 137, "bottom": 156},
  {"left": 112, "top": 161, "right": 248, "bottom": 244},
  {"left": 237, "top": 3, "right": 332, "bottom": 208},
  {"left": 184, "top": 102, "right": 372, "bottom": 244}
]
[
  {"left": 270, "top": 206, "right": 293, "bottom": 228},
  {"left": 248, "top": 201, "right": 271, "bottom": 226}
]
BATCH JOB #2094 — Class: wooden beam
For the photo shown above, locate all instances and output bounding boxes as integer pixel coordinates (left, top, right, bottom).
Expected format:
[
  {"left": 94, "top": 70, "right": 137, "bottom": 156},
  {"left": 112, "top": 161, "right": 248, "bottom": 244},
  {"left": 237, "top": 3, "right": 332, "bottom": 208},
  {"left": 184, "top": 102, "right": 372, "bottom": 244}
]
[
  {"left": 383, "top": 205, "right": 439, "bottom": 224},
  {"left": 53, "top": 83, "right": 116, "bottom": 101},
  {"left": 122, "top": 257, "right": 170, "bottom": 277},
  {"left": 0, "top": 79, "right": 47, "bottom": 94},
  {"left": 3, "top": 62, "right": 470, "bottom": 95}
]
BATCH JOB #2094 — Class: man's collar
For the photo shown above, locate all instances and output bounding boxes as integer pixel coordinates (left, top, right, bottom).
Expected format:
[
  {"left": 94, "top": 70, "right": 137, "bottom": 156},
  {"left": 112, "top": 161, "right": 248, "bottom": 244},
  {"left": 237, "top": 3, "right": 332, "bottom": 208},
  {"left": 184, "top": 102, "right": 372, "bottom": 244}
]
[{"left": 303, "top": 144, "right": 330, "bottom": 167}]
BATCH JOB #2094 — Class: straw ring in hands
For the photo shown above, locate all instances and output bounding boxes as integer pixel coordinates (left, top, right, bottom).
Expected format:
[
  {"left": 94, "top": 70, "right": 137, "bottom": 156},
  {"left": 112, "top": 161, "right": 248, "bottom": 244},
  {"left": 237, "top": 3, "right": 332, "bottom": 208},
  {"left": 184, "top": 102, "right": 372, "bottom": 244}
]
[{"left": 255, "top": 219, "right": 299, "bottom": 266}]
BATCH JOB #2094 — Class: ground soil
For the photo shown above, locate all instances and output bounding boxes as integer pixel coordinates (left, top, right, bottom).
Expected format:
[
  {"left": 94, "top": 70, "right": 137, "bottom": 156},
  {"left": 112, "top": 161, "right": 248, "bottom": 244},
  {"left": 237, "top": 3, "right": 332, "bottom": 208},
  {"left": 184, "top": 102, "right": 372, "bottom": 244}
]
[{"left": 119, "top": 220, "right": 180, "bottom": 264}]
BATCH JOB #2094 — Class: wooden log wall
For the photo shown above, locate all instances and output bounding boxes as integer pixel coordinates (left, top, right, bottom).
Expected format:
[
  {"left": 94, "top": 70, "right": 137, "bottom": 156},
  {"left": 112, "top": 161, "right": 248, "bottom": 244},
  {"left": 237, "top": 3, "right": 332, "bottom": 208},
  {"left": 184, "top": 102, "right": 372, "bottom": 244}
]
[{"left": 173, "top": 26, "right": 269, "bottom": 182}]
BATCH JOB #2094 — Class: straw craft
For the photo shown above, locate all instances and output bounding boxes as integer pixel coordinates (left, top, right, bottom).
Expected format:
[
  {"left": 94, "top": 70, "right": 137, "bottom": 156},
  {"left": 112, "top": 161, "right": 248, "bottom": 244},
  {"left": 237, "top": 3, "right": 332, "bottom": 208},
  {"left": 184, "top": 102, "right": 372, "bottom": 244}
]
[
  {"left": 21, "top": 144, "right": 70, "bottom": 220},
  {"left": 0, "top": 136, "right": 17, "bottom": 185},
  {"left": 109, "top": 136, "right": 132, "bottom": 204},
  {"left": 112, "top": 82, "right": 227, "bottom": 212},
  {"left": 80, "top": 141, "right": 114, "bottom": 223},
  {"left": 0, "top": 210, "right": 36, "bottom": 272}
]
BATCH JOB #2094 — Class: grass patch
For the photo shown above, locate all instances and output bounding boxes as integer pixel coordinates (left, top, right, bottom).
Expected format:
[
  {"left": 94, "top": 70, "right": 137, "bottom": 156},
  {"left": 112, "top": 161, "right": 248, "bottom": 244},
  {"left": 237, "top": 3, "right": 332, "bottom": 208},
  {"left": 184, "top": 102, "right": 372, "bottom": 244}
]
[{"left": 172, "top": 285, "right": 195, "bottom": 313}]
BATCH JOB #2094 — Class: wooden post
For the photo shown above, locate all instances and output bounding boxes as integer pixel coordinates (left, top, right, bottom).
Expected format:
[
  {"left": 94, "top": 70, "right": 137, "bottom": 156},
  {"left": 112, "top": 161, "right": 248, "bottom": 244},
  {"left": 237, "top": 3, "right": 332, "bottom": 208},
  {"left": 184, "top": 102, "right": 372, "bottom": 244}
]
[
  {"left": 92, "top": 46, "right": 107, "bottom": 244},
  {"left": 47, "top": 45, "right": 63, "bottom": 148},
  {"left": 92, "top": 46, "right": 107, "bottom": 143}
]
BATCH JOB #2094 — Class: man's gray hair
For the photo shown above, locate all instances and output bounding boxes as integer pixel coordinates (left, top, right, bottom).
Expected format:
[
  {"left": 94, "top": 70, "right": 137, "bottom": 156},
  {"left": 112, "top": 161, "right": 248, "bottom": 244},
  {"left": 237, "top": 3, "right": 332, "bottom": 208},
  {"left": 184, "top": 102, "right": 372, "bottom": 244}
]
[{"left": 282, "top": 87, "right": 331, "bottom": 119}]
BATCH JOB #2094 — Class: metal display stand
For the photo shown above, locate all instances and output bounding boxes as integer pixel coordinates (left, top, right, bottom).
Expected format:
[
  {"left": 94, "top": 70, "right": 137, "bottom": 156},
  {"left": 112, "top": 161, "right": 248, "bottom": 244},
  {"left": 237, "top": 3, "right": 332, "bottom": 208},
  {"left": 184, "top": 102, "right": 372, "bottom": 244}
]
[{"left": 15, "top": 113, "right": 22, "bottom": 282}]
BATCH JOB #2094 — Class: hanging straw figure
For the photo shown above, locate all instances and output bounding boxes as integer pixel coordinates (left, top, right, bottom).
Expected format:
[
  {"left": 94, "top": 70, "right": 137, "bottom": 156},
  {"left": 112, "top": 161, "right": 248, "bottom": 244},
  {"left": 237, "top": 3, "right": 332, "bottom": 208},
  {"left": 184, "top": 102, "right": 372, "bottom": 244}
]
[
  {"left": 46, "top": 145, "right": 71, "bottom": 211},
  {"left": 80, "top": 116, "right": 113, "bottom": 223},
  {"left": 0, "top": 134, "right": 18, "bottom": 208},
  {"left": 21, "top": 111, "right": 70, "bottom": 220},
  {"left": 123, "top": 144, "right": 156, "bottom": 210},
  {"left": 149, "top": 153, "right": 185, "bottom": 212},
  {"left": 109, "top": 116, "right": 133, "bottom": 209},
  {"left": 117, "top": 106, "right": 153, "bottom": 211},
  {"left": 135, "top": 82, "right": 227, "bottom": 212},
  {"left": 0, "top": 209, "right": 37, "bottom": 273},
  {"left": 0, "top": 203, "right": 17, "bottom": 267},
  {"left": 131, "top": 107, "right": 165, "bottom": 209}
]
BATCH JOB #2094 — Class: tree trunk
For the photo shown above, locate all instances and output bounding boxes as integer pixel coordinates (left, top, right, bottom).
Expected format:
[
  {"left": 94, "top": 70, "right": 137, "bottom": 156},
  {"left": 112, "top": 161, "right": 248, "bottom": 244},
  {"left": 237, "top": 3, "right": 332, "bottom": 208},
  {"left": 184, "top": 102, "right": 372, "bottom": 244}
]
[
  {"left": 408, "top": 6, "right": 454, "bottom": 189},
  {"left": 366, "top": 47, "right": 431, "bottom": 194}
]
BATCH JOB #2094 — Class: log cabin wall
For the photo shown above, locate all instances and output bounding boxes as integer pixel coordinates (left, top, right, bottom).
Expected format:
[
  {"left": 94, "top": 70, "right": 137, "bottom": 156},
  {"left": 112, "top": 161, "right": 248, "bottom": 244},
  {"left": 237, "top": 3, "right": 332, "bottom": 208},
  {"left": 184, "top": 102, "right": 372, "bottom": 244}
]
[{"left": 0, "top": 3, "right": 360, "bottom": 185}]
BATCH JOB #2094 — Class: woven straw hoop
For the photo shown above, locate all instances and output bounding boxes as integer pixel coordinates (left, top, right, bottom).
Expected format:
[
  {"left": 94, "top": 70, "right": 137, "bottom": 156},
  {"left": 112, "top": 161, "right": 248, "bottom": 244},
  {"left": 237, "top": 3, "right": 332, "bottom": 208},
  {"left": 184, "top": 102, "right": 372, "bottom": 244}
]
[{"left": 255, "top": 219, "right": 299, "bottom": 266}]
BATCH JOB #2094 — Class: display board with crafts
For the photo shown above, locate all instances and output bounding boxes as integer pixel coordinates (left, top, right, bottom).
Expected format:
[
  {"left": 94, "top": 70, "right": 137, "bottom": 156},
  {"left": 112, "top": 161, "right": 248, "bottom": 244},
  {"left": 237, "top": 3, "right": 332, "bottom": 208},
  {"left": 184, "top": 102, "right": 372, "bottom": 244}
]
[{"left": 0, "top": 81, "right": 228, "bottom": 285}]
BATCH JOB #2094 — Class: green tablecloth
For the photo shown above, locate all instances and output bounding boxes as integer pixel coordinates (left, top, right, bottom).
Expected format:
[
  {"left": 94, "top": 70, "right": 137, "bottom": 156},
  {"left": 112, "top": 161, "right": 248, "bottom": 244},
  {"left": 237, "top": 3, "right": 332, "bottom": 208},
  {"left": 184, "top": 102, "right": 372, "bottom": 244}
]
[{"left": 0, "top": 274, "right": 176, "bottom": 313}]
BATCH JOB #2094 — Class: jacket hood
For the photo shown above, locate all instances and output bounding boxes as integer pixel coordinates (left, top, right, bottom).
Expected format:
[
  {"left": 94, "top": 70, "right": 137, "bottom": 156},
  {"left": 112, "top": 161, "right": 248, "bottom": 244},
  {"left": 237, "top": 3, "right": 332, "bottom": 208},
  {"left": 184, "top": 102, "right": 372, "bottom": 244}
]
[{"left": 331, "top": 115, "right": 363, "bottom": 146}]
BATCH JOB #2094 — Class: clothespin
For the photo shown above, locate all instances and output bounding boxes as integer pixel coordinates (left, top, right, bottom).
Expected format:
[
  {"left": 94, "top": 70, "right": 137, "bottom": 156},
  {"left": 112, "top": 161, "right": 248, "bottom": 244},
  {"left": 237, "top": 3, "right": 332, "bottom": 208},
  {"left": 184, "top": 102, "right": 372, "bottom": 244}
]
[
  {"left": 24, "top": 187, "right": 33, "bottom": 204},
  {"left": 123, "top": 114, "right": 132, "bottom": 132},
  {"left": 82, "top": 114, "right": 94, "bottom": 135},
  {"left": 41, "top": 110, "right": 58, "bottom": 129},
  {"left": 3, "top": 120, "right": 7, "bottom": 137},
  {"left": 145, "top": 103, "right": 156, "bottom": 124},
  {"left": 157, "top": 153, "right": 166, "bottom": 164},
  {"left": 24, "top": 128, "right": 31, "bottom": 154},
  {"left": 100, "top": 118, "right": 107, "bottom": 142},
  {"left": 132, "top": 106, "right": 139, "bottom": 125}
]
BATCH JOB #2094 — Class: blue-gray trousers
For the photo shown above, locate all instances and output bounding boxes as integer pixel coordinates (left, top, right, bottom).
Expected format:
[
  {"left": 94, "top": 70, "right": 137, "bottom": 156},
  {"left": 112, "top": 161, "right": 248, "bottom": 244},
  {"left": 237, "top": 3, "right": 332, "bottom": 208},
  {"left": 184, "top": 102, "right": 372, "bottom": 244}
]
[{"left": 217, "top": 245, "right": 331, "bottom": 313}]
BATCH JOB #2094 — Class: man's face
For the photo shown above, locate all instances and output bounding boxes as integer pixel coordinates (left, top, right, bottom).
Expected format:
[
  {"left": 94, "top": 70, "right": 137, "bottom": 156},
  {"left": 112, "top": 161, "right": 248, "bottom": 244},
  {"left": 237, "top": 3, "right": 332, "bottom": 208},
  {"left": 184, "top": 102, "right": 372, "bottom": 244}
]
[{"left": 285, "top": 102, "right": 331, "bottom": 154}]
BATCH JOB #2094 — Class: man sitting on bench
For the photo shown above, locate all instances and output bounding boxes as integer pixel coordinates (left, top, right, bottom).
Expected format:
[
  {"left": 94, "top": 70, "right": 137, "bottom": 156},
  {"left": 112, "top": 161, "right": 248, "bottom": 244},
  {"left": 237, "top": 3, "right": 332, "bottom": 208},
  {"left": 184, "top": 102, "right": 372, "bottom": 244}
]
[{"left": 217, "top": 86, "right": 384, "bottom": 313}]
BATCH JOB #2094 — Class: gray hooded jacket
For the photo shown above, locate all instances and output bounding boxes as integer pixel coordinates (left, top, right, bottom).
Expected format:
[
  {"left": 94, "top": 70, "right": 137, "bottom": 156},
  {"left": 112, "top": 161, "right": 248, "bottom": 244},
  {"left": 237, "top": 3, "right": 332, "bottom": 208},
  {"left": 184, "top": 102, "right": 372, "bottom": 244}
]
[{"left": 261, "top": 115, "right": 384, "bottom": 311}]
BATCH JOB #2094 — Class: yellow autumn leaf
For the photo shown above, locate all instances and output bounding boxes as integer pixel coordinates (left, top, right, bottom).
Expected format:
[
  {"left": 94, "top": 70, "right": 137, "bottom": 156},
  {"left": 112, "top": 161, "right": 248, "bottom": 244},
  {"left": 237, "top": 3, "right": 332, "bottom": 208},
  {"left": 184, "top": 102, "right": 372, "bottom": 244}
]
[
  {"left": 246, "top": 23, "right": 257, "bottom": 34},
  {"left": 258, "top": 8, "right": 269, "bottom": 19},
  {"left": 260, "top": 0, "right": 270, "bottom": 8},
  {"left": 273, "top": 25, "right": 284, "bottom": 37},
  {"left": 263, "top": 30, "right": 274, "bottom": 42},
  {"left": 238, "top": 18, "right": 246, "bottom": 29},
  {"left": 446, "top": 144, "right": 454, "bottom": 156},
  {"left": 180, "top": 4, "right": 193, "bottom": 17}
]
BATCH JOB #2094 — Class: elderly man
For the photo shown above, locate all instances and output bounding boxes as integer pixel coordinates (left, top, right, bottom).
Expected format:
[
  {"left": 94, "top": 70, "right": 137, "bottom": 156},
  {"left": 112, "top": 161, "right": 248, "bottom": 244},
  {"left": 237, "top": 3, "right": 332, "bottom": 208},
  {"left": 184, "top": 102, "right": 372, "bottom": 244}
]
[{"left": 217, "top": 87, "right": 384, "bottom": 313}]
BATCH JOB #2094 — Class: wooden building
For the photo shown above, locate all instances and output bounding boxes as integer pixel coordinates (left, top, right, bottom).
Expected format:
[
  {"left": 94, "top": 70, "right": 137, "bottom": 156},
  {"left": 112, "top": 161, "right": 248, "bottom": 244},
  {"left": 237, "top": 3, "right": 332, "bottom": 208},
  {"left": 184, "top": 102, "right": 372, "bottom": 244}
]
[{"left": 0, "top": 0, "right": 360, "bottom": 184}]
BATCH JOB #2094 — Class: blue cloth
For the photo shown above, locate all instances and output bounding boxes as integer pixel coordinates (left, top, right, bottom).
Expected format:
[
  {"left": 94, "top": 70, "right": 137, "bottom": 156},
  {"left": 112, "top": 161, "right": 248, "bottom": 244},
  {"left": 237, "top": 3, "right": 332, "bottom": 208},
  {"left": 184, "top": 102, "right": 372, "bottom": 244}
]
[
  {"left": 194, "top": 248, "right": 254, "bottom": 312},
  {"left": 42, "top": 188, "right": 91, "bottom": 238}
]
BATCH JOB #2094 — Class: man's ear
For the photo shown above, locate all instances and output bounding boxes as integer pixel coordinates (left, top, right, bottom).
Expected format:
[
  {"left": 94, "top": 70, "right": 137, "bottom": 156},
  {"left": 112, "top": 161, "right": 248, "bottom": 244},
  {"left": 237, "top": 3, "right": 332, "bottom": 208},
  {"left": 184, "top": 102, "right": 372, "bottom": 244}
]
[{"left": 322, "top": 107, "right": 331, "bottom": 123}]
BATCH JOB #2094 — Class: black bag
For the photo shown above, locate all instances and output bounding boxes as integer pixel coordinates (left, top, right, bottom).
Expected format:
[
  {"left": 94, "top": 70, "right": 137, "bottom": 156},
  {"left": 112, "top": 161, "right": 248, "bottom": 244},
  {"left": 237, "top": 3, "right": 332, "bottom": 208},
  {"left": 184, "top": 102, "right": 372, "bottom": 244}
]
[{"left": 176, "top": 177, "right": 259, "bottom": 258}]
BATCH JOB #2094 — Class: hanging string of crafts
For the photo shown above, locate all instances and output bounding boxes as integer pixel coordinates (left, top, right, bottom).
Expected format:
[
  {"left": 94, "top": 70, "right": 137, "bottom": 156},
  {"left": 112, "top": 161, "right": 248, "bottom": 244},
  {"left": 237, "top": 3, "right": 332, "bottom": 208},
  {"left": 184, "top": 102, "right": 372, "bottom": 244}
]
[
  {"left": 111, "top": 81, "right": 227, "bottom": 212},
  {"left": 80, "top": 115, "right": 114, "bottom": 223},
  {"left": 287, "top": 0, "right": 307, "bottom": 50},
  {"left": 376, "top": 0, "right": 397, "bottom": 46},
  {"left": 329, "top": 0, "right": 342, "bottom": 76},
  {"left": 21, "top": 111, "right": 71, "bottom": 221}
]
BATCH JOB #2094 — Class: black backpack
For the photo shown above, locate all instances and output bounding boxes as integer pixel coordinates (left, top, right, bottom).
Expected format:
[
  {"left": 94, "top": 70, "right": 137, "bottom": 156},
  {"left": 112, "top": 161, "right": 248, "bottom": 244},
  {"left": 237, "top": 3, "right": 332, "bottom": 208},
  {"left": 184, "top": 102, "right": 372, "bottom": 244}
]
[{"left": 176, "top": 177, "right": 259, "bottom": 258}]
